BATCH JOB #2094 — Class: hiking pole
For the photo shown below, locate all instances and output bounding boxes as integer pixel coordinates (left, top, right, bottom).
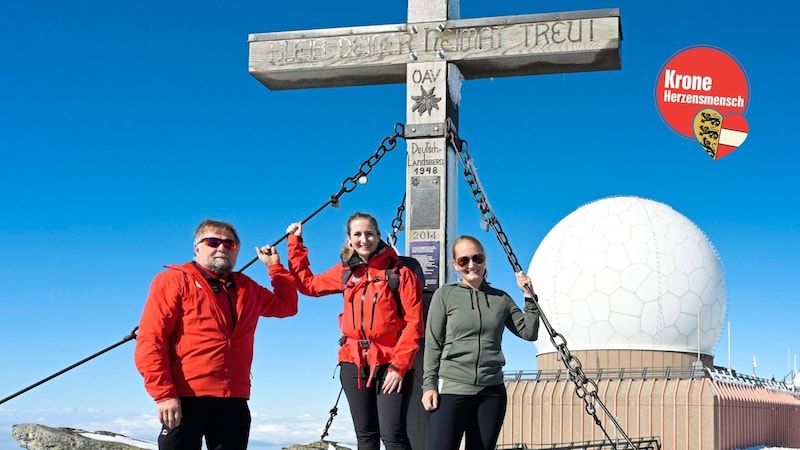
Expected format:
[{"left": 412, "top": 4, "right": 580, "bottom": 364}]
[{"left": 0, "top": 326, "right": 139, "bottom": 406}]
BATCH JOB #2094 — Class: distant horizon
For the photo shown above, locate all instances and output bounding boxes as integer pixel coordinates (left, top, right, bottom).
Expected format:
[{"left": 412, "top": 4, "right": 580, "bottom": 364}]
[{"left": 3, "top": 421, "right": 800, "bottom": 450}]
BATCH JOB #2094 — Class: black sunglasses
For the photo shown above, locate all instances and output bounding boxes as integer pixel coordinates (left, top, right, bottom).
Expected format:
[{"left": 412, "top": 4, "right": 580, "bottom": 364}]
[
  {"left": 456, "top": 254, "right": 485, "bottom": 267},
  {"left": 197, "top": 237, "right": 238, "bottom": 250}
]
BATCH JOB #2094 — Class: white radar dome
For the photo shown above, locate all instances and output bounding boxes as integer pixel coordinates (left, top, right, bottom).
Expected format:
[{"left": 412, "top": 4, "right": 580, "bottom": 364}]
[{"left": 529, "top": 196, "right": 727, "bottom": 356}]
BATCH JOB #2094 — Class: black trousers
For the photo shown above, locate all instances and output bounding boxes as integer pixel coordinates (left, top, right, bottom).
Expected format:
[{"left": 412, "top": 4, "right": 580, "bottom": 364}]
[
  {"left": 427, "top": 384, "right": 507, "bottom": 450},
  {"left": 157, "top": 397, "right": 251, "bottom": 450},
  {"left": 340, "top": 362, "right": 413, "bottom": 450}
]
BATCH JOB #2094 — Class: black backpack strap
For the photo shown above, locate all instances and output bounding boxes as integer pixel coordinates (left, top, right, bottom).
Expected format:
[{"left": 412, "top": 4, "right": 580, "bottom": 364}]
[
  {"left": 385, "top": 260, "right": 403, "bottom": 316},
  {"left": 341, "top": 267, "right": 354, "bottom": 288}
]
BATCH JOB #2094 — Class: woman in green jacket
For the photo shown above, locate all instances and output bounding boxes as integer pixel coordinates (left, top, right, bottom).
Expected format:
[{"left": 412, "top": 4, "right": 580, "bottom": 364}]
[{"left": 421, "top": 235, "right": 541, "bottom": 450}]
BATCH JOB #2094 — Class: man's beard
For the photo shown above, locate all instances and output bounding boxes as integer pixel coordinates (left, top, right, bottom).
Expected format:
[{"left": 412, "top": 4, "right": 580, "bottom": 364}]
[{"left": 206, "top": 257, "right": 234, "bottom": 275}]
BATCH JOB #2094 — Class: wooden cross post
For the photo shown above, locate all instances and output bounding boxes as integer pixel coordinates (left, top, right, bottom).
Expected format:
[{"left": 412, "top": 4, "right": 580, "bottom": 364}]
[
  {"left": 249, "top": 5, "right": 620, "bottom": 448},
  {"left": 249, "top": 3, "right": 621, "bottom": 295}
]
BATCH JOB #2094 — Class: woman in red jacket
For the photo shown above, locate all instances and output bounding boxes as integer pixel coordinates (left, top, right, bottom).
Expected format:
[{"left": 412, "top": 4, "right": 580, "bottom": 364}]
[{"left": 286, "top": 212, "right": 423, "bottom": 450}]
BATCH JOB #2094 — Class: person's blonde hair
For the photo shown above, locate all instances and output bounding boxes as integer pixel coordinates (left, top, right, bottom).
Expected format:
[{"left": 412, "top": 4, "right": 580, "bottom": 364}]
[{"left": 340, "top": 212, "right": 381, "bottom": 260}]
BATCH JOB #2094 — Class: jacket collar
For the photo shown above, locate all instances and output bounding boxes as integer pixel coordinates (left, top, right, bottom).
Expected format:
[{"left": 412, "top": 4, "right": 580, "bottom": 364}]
[{"left": 343, "top": 240, "right": 396, "bottom": 270}]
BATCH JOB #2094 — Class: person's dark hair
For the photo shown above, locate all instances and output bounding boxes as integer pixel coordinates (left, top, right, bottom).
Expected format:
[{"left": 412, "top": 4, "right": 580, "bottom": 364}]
[
  {"left": 194, "top": 219, "right": 240, "bottom": 246},
  {"left": 341, "top": 212, "right": 380, "bottom": 260}
]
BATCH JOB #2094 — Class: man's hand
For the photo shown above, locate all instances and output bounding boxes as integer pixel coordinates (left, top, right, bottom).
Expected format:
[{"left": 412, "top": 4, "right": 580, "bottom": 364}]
[
  {"left": 157, "top": 398, "right": 182, "bottom": 429},
  {"left": 256, "top": 245, "right": 280, "bottom": 266}
]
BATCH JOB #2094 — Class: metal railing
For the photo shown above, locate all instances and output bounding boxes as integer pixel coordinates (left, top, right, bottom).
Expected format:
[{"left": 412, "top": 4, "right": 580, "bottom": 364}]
[
  {"left": 503, "top": 365, "right": 800, "bottom": 396},
  {"left": 496, "top": 436, "right": 661, "bottom": 450},
  {"left": 503, "top": 366, "right": 705, "bottom": 383}
]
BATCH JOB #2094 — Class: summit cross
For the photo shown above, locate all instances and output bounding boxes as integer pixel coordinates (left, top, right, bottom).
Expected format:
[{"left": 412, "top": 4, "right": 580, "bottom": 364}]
[{"left": 248, "top": 1, "right": 622, "bottom": 294}]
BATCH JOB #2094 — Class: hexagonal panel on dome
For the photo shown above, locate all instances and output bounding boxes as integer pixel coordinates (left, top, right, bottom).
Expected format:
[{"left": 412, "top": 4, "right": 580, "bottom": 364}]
[{"left": 528, "top": 196, "right": 727, "bottom": 356}]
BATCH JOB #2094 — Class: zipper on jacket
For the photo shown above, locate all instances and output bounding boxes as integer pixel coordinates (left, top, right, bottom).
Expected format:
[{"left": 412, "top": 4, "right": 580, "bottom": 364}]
[
  {"left": 369, "top": 292, "right": 378, "bottom": 331},
  {"left": 358, "top": 283, "right": 368, "bottom": 339},
  {"left": 474, "top": 289, "right": 483, "bottom": 385},
  {"left": 348, "top": 287, "right": 357, "bottom": 334},
  {"left": 223, "top": 286, "right": 237, "bottom": 335}
]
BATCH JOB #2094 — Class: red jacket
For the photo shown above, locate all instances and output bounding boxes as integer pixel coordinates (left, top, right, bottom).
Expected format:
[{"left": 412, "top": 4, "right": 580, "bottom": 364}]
[
  {"left": 134, "top": 262, "right": 298, "bottom": 402},
  {"left": 288, "top": 235, "right": 423, "bottom": 386}
]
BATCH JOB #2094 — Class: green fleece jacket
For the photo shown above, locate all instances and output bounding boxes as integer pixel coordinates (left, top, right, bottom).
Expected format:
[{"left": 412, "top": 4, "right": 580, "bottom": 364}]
[{"left": 422, "top": 280, "right": 540, "bottom": 392}]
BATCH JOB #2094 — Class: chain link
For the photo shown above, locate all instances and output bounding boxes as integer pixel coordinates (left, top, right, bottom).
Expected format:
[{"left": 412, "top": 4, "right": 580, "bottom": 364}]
[
  {"left": 386, "top": 193, "right": 406, "bottom": 247},
  {"left": 320, "top": 387, "right": 343, "bottom": 441},
  {"left": 446, "top": 125, "right": 639, "bottom": 449},
  {"left": 340, "top": 131, "right": 401, "bottom": 196},
  {"left": 323, "top": 123, "right": 404, "bottom": 206}
]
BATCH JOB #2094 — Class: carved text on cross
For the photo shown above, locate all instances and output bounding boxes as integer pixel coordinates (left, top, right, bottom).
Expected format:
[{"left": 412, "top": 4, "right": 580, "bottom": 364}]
[{"left": 250, "top": 10, "right": 620, "bottom": 90}]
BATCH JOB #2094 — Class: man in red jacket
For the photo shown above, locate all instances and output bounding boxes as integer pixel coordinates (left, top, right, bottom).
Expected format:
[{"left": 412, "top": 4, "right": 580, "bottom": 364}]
[{"left": 135, "top": 219, "right": 298, "bottom": 450}]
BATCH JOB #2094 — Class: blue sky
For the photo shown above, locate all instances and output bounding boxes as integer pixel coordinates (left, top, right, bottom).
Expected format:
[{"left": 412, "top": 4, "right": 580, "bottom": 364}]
[{"left": 1, "top": 0, "right": 798, "bottom": 448}]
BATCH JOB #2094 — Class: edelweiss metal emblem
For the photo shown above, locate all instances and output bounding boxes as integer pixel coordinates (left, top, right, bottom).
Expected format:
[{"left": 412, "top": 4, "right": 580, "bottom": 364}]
[{"left": 411, "top": 86, "right": 441, "bottom": 116}]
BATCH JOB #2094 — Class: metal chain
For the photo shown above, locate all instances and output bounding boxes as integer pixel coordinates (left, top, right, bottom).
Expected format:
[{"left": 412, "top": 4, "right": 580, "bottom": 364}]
[
  {"left": 386, "top": 193, "right": 406, "bottom": 247},
  {"left": 446, "top": 125, "right": 639, "bottom": 450},
  {"left": 239, "top": 123, "right": 405, "bottom": 272},
  {"left": 320, "top": 386, "right": 344, "bottom": 441}
]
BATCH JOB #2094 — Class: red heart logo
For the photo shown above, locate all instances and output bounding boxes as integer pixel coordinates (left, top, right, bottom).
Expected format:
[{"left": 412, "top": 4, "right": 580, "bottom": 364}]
[{"left": 693, "top": 109, "right": 749, "bottom": 159}]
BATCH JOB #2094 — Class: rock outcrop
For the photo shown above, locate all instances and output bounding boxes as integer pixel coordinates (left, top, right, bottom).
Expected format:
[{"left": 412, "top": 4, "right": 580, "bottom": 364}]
[
  {"left": 282, "top": 442, "right": 352, "bottom": 450},
  {"left": 11, "top": 424, "right": 153, "bottom": 450}
]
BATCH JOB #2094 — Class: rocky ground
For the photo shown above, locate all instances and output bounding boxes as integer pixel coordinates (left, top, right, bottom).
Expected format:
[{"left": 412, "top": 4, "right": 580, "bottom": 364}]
[
  {"left": 11, "top": 424, "right": 155, "bottom": 449},
  {"left": 10, "top": 423, "right": 354, "bottom": 450}
]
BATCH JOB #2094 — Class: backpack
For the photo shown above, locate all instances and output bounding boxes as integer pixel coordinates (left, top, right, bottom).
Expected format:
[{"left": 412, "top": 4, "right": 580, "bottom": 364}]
[{"left": 341, "top": 255, "right": 429, "bottom": 316}]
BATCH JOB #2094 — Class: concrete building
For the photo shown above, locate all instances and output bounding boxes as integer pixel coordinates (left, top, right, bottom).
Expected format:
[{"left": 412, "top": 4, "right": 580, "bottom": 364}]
[{"left": 496, "top": 196, "right": 800, "bottom": 450}]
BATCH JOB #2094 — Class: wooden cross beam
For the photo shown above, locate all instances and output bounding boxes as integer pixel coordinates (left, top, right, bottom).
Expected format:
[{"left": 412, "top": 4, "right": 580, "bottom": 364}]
[
  {"left": 248, "top": 2, "right": 621, "bottom": 295},
  {"left": 249, "top": 9, "right": 621, "bottom": 90}
]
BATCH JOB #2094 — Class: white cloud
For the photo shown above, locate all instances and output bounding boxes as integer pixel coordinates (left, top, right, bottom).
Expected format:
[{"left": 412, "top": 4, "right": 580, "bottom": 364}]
[{"left": 248, "top": 410, "right": 357, "bottom": 448}]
